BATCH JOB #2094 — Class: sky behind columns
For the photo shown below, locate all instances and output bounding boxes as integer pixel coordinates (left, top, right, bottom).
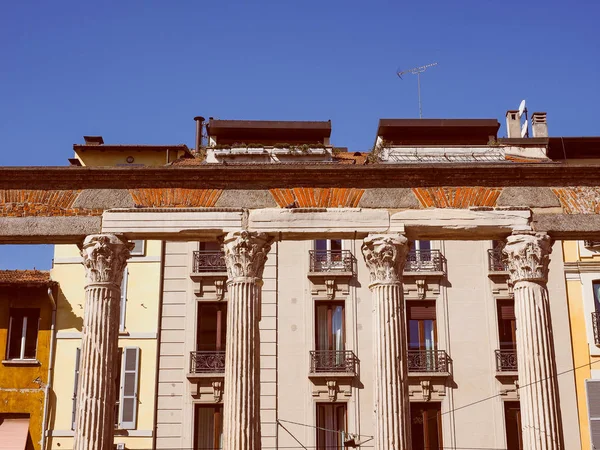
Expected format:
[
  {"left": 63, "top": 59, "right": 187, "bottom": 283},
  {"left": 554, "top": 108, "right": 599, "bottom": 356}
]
[{"left": 0, "top": 0, "right": 599, "bottom": 269}]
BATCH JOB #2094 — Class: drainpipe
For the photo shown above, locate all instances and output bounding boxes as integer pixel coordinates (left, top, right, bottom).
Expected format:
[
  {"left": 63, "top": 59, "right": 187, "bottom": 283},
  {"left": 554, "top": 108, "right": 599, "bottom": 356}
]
[{"left": 41, "top": 286, "right": 57, "bottom": 450}]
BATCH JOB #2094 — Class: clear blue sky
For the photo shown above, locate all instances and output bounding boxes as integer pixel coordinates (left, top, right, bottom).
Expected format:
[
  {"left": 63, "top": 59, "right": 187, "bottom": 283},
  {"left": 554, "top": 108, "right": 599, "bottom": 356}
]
[{"left": 0, "top": 0, "right": 598, "bottom": 269}]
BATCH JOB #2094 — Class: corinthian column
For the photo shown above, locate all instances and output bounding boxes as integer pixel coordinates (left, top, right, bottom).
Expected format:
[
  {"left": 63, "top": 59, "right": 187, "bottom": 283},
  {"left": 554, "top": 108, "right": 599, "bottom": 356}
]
[
  {"left": 503, "top": 232, "right": 563, "bottom": 449},
  {"left": 362, "top": 234, "right": 411, "bottom": 450},
  {"left": 74, "top": 234, "right": 133, "bottom": 450},
  {"left": 222, "top": 231, "right": 272, "bottom": 450}
]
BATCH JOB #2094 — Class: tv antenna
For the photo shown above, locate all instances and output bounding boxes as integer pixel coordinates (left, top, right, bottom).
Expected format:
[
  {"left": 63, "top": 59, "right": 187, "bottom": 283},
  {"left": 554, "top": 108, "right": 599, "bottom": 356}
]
[{"left": 397, "top": 62, "right": 438, "bottom": 118}]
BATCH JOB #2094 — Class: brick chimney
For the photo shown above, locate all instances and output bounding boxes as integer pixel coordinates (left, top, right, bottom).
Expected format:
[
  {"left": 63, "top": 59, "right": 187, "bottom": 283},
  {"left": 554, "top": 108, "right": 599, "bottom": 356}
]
[
  {"left": 505, "top": 111, "right": 520, "bottom": 138},
  {"left": 531, "top": 112, "right": 548, "bottom": 138},
  {"left": 83, "top": 136, "right": 104, "bottom": 146}
]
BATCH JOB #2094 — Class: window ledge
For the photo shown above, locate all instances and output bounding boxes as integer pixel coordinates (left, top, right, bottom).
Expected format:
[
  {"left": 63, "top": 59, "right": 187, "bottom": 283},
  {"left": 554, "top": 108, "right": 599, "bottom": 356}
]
[
  {"left": 2, "top": 359, "right": 40, "bottom": 366},
  {"left": 119, "top": 330, "right": 130, "bottom": 337}
]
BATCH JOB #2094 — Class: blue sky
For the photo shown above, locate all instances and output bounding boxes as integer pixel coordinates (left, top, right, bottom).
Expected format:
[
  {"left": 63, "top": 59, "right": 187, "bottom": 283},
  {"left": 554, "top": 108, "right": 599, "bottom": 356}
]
[{"left": 0, "top": 0, "right": 599, "bottom": 269}]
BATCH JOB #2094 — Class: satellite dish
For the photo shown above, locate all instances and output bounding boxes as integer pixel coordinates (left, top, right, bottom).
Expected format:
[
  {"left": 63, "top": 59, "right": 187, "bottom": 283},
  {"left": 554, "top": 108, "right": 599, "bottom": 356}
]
[
  {"left": 518, "top": 100, "right": 526, "bottom": 118},
  {"left": 521, "top": 119, "right": 528, "bottom": 138}
]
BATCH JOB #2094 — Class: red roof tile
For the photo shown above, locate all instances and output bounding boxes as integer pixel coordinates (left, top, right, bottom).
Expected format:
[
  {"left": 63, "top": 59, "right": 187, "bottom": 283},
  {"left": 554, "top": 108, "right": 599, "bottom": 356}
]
[{"left": 0, "top": 270, "right": 54, "bottom": 286}]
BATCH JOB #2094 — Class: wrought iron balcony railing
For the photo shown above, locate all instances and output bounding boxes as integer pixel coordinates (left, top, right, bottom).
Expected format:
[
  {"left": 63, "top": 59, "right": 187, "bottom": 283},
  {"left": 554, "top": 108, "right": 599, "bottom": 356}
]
[
  {"left": 487, "top": 249, "right": 508, "bottom": 272},
  {"left": 192, "top": 250, "right": 226, "bottom": 273},
  {"left": 309, "top": 250, "right": 354, "bottom": 273},
  {"left": 309, "top": 350, "right": 358, "bottom": 375},
  {"left": 404, "top": 250, "right": 444, "bottom": 273},
  {"left": 190, "top": 351, "right": 225, "bottom": 374},
  {"left": 495, "top": 349, "right": 518, "bottom": 372},
  {"left": 593, "top": 312, "right": 600, "bottom": 346},
  {"left": 407, "top": 350, "right": 449, "bottom": 373}
]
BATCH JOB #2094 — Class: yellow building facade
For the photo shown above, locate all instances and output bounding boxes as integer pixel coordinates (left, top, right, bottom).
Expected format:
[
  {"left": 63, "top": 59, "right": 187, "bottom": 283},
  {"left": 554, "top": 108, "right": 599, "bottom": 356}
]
[
  {"left": 563, "top": 240, "right": 600, "bottom": 449},
  {"left": 47, "top": 240, "right": 162, "bottom": 450},
  {"left": 0, "top": 271, "right": 56, "bottom": 450}
]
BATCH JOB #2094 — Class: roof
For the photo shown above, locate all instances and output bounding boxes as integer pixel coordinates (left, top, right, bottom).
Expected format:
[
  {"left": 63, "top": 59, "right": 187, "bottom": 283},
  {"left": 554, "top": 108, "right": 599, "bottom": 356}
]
[
  {"left": 332, "top": 152, "right": 368, "bottom": 165},
  {"left": 74, "top": 143, "right": 193, "bottom": 157},
  {"left": 547, "top": 137, "right": 600, "bottom": 159},
  {"left": 377, "top": 118, "right": 500, "bottom": 145},
  {"left": 0, "top": 270, "right": 55, "bottom": 287},
  {"left": 207, "top": 119, "right": 331, "bottom": 142}
]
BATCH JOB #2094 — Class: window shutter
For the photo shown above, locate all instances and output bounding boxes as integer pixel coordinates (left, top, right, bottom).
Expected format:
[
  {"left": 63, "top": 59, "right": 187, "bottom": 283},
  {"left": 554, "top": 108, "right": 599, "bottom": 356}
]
[
  {"left": 71, "top": 348, "right": 81, "bottom": 430},
  {"left": 120, "top": 268, "right": 128, "bottom": 332},
  {"left": 408, "top": 301, "right": 437, "bottom": 320},
  {"left": 499, "top": 304, "right": 516, "bottom": 320},
  {"left": 586, "top": 379, "right": 600, "bottom": 447},
  {"left": 119, "top": 347, "right": 140, "bottom": 429}
]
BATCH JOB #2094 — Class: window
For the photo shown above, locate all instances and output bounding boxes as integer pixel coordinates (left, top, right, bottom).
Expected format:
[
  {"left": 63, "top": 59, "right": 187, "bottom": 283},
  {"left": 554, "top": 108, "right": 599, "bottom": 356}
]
[
  {"left": 412, "top": 240, "right": 431, "bottom": 252},
  {"left": 316, "top": 403, "right": 346, "bottom": 450},
  {"left": 72, "top": 347, "right": 140, "bottom": 430},
  {"left": 198, "top": 304, "right": 227, "bottom": 352},
  {"left": 504, "top": 401, "right": 523, "bottom": 450},
  {"left": 194, "top": 405, "right": 223, "bottom": 450},
  {"left": 200, "top": 241, "right": 222, "bottom": 252},
  {"left": 6, "top": 308, "right": 40, "bottom": 360},
  {"left": 314, "top": 239, "right": 345, "bottom": 271},
  {"left": 130, "top": 240, "right": 145, "bottom": 256},
  {"left": 407, "top": 301, "right": 437, "bottom": 351},
  {"left": 586, "top": 379, "right": 600, "bottom": 448},
  {"left": 315, "top": 302, "right": 345, "bottom": 352},
  {"left": 315, "top": 239, "right": 342, "bottom": 252},
  {"left": 410, "top": 402, "right": 443, "bottom": 450},
  {"left": 497, "top": 299, "right": 517, "bottom": 350},
  {"left": 593, "top": 281, "right": 600, "bottom": 312}
]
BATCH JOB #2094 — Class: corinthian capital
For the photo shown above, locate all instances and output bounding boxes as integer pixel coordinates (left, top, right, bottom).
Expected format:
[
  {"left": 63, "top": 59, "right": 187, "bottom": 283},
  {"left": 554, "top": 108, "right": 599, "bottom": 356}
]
[
  {"left": 503, "top": 232, "right": 552, "bottom": 284},
  {"left": 361, "top": 234, "right": 409, "bottom": 286},
  {"left": 223, "top": 231, "right": 272, "bottom": 281},
  {"left": 81, "top": 234, "right": 134, "bottom": 286}
]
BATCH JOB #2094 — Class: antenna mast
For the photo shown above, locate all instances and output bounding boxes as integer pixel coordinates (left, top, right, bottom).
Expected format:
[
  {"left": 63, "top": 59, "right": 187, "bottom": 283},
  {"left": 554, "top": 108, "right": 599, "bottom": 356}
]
[{"left": 397, "top": 62, "right": 438, "bottom": 118}]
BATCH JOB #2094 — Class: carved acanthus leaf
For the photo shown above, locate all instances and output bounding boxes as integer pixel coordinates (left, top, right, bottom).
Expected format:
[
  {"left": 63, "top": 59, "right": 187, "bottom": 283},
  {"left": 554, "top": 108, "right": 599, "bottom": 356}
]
[
  {"left": 503, "top": 232, "right": 552, "bottom": 284},
  {"left": 81, "top": 234, "right": 133, "bottom": 285},
  {"left": 223, "top": 231, "right": 272, "bottom": 281},
  {"left": 361, "top": 234, "right": 409, "bottom": 285}
]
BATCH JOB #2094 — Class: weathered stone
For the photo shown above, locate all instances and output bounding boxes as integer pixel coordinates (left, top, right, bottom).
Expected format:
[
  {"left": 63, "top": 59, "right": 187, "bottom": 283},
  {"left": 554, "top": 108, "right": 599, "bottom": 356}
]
[
  {"left": 73, "top": 189, "right": 135, "bottom": 209},
  {"left": 222, "top": 231, "right": 272, "bottom": 450},
  {"left": 0, "top": 217, "right": 102, "bottom": 243},
  {"left": 496, "top": 187, "right": 560, "bottom": 208},
  {"left": 362, "top": 234, "right": 412, "bottom": 450},
  {"left": 503, "top": 232, "right": 563, "bottom": 449},
  {"left": 74, "top": 234, "right": 133, "bottom": 450},
  {"left": 358, "top": 188, "right": 420, "bottom": 209},
  {"left": 214, "top": 189, "right": 277, "bottom": 208},
  {"left": 532, "top": 213, "right": 600, "bottom": 239}
]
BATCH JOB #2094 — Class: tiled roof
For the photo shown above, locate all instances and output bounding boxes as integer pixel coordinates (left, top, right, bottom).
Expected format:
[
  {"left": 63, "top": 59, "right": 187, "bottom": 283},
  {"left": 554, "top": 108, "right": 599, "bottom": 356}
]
[{"left": 0, "top": 270, "right": 55, "bottom": 286}]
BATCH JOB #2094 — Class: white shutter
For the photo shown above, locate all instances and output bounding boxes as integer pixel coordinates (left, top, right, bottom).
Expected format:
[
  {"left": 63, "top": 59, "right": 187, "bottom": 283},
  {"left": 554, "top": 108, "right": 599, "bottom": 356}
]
[
  {"left": 119, "top": 347, "right": 140, "bottom": 429},
  {"left": 71, "top": 348, "right": 81, "bottom": 430},
  {"left": 119, "top": 268, "right": 128, "bottom": 332},
  {"left": 586, "top": 379, "right": 600, "bottom": 448}
]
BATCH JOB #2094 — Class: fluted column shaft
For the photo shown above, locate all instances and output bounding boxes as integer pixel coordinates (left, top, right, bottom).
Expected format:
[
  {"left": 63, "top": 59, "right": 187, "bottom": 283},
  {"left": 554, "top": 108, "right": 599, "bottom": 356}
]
[
  {"left": 74, "top": 234, "right": 133, "bottom": 450},
  {"left": 503, "top": 232, "right": 563, "bottom": 449},
  {"left": 222, "top": 231, "right": 272, "bottom": 450},
  {"left": 362, "top": 234, "right": 411, "bottom": 450}
]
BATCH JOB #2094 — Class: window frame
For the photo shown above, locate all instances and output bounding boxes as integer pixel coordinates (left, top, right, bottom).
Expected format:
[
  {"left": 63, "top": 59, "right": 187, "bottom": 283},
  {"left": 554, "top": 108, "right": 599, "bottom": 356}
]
[
  {"left": 6, "top": 308, "right": 40, "bottom": 361},
  {"left": 314, "top": 301, "right": 346, "bottom": 352},
  {"left": 316, "top": 402, "right": 347, "bottom": 450},
  {"left": 194, "top": 404, "right": 223, "bottom": 450},
  {"left": 129, "top": 240, "right": 145, "bottom": 257}
]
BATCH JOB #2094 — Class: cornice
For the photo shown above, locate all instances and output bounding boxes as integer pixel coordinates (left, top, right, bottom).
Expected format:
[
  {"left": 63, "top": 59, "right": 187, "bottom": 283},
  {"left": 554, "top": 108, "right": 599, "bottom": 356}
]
[
  {"left": 563, "top": 261, "right": 600, "bottom": 274},
  {"left": 1, "top": 162, "right": 600, "bottom": 189}
]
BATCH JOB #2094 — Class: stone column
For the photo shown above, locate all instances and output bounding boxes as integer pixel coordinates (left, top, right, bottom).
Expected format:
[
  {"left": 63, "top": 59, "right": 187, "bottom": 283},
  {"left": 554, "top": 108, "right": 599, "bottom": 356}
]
[
  {"left": 503, "top": 232, "right": 563, "bottom": 449},
  {"left": 222, "top": 231, "right": 272, "bottom": 450},
  {"left": 361, "top": 234, "right": 411, "bottom": 450},
  {"left": 74, "top": 234, "right": 133, "bottom": 450}
]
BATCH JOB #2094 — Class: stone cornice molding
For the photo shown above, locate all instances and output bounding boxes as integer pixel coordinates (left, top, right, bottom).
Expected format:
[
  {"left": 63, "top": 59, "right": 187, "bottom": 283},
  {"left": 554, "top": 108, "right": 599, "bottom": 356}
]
[
  {"left": 81, "top": 234, "right": 133, "bottom": 287},
  {"left": 503, "top": 231, "right": 552, "bottom": 284},
  {"left": 563, "top": 260, "right": 600, "bottom": 274},
  {"left": 223, "top": 231, "right": 272, "bottom": 282},
  {"left": 361, "top": 234, "right": 409, "bottom": 286},
  {"left": 3, "top": 163, "right": 600, "bottom": 189}
]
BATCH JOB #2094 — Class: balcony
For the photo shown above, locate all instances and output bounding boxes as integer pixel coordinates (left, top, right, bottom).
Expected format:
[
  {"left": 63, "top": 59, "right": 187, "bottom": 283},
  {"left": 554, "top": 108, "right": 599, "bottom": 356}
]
[
  {"left": 189, "top": 351, "right": 225, "bottom": 375},
  {"left": 487, "top": 248, "right": 508, "bottom": 273},
  {"left": 495, "top": 349, "right": 518, "bottom": 374},
  {"left": 309, "top": 350, "right": 358, "bottom": 376},
  {"left": 309, "top": 250, "right": 354, "bottom": 273},
  {"left": 192, "top": 250, "right": 226, "bottom": 273},
  {"left": 404, "top": 250, "right": 444, "bottom": 274},
  {"left": 593, "top": 312, "right": 600, "bottom": 346},
  {"left": 407, "top": 350, "right": 450, "bottom": 375}
]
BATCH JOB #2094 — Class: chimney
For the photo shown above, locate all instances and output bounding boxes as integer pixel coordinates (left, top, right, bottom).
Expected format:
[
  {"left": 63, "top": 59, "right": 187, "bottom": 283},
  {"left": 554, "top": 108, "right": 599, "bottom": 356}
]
[
  {"left": 83, "top": 136, "right": 104, "bottom": 146},
  {"left": 505, "top": 111, "right": 520, "bottom": 138},
  {"left": 531, "top": 112, "right": 548, "bottom": 138},
  {"left": 194, "top": 116, "right": 205, "bottom": 152}
]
